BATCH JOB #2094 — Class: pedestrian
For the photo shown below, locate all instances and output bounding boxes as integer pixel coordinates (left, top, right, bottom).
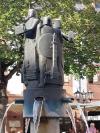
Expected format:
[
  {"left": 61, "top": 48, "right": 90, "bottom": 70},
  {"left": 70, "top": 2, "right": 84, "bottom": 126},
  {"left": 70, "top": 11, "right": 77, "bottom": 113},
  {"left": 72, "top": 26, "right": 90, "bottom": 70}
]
[
  {"left": 96, "top": 129, "right": 100, "bottom": 133},
  {"left": 86, "top": 122, "right": 96, "bottom": 133}
]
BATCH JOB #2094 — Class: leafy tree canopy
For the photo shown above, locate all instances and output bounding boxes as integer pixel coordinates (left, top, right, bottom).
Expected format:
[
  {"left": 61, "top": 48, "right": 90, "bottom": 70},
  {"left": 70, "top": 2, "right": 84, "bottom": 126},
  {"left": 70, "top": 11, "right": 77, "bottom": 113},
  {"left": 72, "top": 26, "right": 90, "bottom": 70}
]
[{"left": 0, "top": 0, "right": 100, "bottom": 77}]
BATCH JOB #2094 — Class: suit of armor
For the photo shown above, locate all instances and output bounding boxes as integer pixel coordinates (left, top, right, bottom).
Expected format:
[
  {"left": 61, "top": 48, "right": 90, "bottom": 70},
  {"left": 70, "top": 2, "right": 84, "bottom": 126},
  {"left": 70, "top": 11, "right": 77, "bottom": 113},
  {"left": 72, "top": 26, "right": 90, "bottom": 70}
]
[
  {"left": 36, "top": 17, "right": 64, "bottom": 87},
  {"left": 21, "top": 9, "right": 39, "bottom": 87}
]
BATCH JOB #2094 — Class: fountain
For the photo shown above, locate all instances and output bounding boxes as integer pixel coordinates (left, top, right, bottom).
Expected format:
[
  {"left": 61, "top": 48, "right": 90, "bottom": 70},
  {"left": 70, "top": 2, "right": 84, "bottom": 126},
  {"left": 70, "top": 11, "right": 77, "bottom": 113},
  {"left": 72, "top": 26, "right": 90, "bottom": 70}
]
[
  {"left": 66, "top": 104, "right": 77, "bottom": 133},
  {"left": 32, "top": 98, "right": 44, "bottom": 133},
  {"left": 25, "top": 118, "right": 30, "bottom": 133},
  {"left": 77, "top": 104, "right": 90, "bottom": 133},
  {"left": 14, "top": 8, "right": 76, "bottom": 133}
]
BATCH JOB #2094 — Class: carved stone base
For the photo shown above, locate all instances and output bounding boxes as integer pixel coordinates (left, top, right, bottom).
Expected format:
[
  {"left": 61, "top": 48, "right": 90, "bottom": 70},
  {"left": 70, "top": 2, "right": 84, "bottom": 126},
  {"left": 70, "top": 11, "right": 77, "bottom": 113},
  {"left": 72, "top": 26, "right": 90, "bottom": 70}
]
[
  {"left": 24, "top": 85, "right": 65, "bottom": 100},
  {"left": 23, "top": 86, "right": 67, "bottom": 118}
]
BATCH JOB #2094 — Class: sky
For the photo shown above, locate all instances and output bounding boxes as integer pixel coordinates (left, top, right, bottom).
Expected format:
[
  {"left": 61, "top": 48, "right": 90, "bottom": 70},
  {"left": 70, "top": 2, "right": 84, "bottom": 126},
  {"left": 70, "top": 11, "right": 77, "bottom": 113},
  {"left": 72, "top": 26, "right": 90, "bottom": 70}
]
[
  {"left": 7, "top": 74, "right": 88, "bottom": 95},
  {"left": 7, "top": 73, "right": 24, "bottom": 95},
  {"left": 72, "top": 76, "right": 87, "bottom": 93}
]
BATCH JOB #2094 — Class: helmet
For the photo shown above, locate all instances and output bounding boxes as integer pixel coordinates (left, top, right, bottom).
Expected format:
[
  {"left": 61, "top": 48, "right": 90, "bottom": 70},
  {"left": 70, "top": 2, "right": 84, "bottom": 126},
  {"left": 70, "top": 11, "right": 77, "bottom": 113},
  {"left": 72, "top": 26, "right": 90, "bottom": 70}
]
[
  {"left": 42, "top": 16, "right": 52, "bottom": 26},
  {"left": 27, "top": 9, "right": 37, "bottom": 18},
  {"left": 53, "top": 19, "right": 61, "bottom": 29}
]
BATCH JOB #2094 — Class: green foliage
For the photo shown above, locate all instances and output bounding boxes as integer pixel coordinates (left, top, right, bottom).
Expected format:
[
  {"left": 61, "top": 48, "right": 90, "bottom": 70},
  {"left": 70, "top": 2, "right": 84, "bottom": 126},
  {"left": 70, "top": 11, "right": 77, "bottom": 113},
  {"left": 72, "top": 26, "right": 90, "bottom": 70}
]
[
  {"left": 0, "top": 0, "right": 29, "bottom": 64},
  {"left": 0, "top": 0, "right": 100, "bottom": 76}
]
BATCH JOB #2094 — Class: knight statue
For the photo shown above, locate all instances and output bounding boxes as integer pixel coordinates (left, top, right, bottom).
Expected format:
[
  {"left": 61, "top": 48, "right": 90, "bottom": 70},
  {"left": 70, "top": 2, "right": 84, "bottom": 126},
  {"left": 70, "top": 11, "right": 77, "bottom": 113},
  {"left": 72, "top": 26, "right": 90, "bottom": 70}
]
[
  {"left": 15, "top": 9, "right": 40, "bottom": 88},
  {"left": 22, "top": 9, "right": 39, "bottom": 88},
  {"left": 35, "top": 17, "right": 65, "bottom": 87},
  {"left": 14, "top": 9, "right": 75, "bottom": 126}
]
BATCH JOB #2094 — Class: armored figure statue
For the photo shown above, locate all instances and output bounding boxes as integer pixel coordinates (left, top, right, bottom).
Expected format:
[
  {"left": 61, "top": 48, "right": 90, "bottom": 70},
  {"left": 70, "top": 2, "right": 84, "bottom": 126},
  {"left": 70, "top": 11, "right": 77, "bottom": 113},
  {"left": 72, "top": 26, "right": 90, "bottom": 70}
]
[
  {"left": 19, "top": 14, "right": 65, "bottom": 88},
  {"left": 36, "top": 16, "right": 54, "bottom": 87},
  {"left": 22, "top": 9, "right": 39, "bottom": 87},
  {"left": 36, "top": 17, "right": 65, "bottom": 87},
  {"left": 15, "top": 10, "right": 68, "bottom": 89}
]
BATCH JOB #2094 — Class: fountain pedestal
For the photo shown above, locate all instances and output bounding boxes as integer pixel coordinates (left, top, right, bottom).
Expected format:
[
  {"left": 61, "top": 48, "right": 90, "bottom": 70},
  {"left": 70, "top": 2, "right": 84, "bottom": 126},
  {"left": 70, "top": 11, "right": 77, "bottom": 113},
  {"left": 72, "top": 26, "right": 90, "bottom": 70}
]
[
  {"left": 30, "top": 118, "right": 60, "bottom": 133},
  {"left": 23, "top": 88, "right": 69, "bottom": 133}
]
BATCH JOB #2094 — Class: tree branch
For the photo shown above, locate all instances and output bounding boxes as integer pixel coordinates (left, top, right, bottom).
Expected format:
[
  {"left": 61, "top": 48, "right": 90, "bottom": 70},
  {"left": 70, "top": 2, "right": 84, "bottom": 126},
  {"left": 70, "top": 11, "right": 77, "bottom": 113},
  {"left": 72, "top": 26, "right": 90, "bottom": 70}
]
[{"left": 6, "top": 62, "right": 22, "bottom": 80}]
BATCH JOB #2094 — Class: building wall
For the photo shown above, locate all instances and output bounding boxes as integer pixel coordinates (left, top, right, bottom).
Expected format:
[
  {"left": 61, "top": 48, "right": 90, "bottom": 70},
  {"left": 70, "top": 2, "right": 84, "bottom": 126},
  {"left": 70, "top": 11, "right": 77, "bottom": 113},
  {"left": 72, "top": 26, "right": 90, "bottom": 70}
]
[
  {"left": 6, "top": 111, "right": 23, "bottom": 133},
  {"left": 64, "top": 72, "right": 100, "bottom": 102},
  {"left": 88, "top": 83, "right": 100, "bottom": 101},
  {"left": 6, "top": 94, "right": 23, "bottom": 133}
]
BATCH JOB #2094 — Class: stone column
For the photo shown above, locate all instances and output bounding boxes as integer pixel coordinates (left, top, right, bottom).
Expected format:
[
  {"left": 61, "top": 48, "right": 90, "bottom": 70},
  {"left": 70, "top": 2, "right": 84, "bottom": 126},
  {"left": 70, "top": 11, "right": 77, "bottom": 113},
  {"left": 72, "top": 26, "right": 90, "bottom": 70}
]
[{"left": 30, "top": 118, "right": 60, "bottom": 133}]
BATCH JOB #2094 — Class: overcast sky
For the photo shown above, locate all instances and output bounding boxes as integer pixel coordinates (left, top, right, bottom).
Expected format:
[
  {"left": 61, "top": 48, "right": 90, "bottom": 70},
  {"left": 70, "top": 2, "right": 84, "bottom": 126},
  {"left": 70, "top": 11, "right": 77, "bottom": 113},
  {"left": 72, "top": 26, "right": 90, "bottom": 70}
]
[{"left": 7, "top": 73, "right": 24, "bottom": 95}]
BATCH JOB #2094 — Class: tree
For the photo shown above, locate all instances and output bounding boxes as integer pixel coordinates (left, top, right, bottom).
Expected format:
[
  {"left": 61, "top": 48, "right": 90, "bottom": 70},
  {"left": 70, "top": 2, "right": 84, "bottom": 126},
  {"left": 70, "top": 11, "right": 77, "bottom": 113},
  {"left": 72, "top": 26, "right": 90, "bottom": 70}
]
[
  {"left": 39, "top": 0, "right": 100, "bottom": 77},
  {"left": 0, "top": 1, "right": 29, "bottom": 131},
  {"left": 0, "top": 0, "right": 100, "bottom": 131},
  {"left": 0, "top": 0, "right": 100, "bottom": 76}
]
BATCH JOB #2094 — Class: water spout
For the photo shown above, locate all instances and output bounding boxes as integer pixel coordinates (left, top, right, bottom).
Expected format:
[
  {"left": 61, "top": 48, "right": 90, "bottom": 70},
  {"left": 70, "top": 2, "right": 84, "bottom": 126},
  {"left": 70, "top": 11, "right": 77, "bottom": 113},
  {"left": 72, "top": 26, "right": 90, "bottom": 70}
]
[
  {"left": 0, "top": 102, "right": 15, "bottom": 133},
  {"left": 25, "top": 118, "right": 30, "bottom": 133},
  {"left": 77, "top": 104, "right": 90, "bottom": 133},
  {"left": 33, "top": 97, "right": 44, "bottom": 133},
  {"left": 66, "top": 104, "right": 77, "bottom": 133}
]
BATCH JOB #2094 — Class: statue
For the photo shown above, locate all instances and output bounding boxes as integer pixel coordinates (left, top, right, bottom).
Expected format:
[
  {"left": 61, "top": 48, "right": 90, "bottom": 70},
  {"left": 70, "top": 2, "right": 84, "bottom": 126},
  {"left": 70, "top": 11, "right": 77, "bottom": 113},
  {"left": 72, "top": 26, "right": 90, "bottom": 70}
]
[
  {"left": 36, "top": 17, "right": 66, "bottom": 87},
  {"left": 14, "top": 9, "right": 75, "bottom": 133},
  {"left": 15, "top": 10, "right": 69, "bottom": 88},
  {"left": 36, "top": 16, "right": 53, "bottom": 87},
  {"left": 14, "top": 9, "right": 74, "bottom": 124},
  {"left": 15, "top": 9, "right": 40, "bottom": 87},
  {"left": 22, "top": 9, "right": 39, "bottom": 87}
]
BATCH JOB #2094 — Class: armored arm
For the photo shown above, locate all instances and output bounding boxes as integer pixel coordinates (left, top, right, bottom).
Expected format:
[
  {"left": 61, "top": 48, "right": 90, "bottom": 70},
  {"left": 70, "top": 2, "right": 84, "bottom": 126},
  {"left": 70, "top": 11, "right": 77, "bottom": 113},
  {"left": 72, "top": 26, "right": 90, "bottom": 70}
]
[
  {"left": 14, "top": 23, "right": 25, "bottom": 35},
  {"left": 14, "top": 17, "right": 39, "bottom": 35},
  {"left": 62, "top": 31, "right": 76, "bottom": 42},
  {"left": 61, "top": 32, "right": 68, "bottom": 41}
]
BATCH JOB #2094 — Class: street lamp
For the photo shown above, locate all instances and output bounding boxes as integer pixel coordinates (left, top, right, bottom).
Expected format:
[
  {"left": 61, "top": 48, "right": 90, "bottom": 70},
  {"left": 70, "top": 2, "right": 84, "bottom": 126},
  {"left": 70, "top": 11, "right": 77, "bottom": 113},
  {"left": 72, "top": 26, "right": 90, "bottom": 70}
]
[
  {"left": 74, "top": 90, "right": 94, "bottom": 103},
  {"left": 74, "top": 89, "right": 93, "bottom": 116},
  {"left": 87, "top": 90, "right": 94, "bottom": 102},
  {"left": 81, "top": 90, "right": 86, "bottom": 103},
  {"left": 74, "top": 90, "right": 82, "bottom": 102}
]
